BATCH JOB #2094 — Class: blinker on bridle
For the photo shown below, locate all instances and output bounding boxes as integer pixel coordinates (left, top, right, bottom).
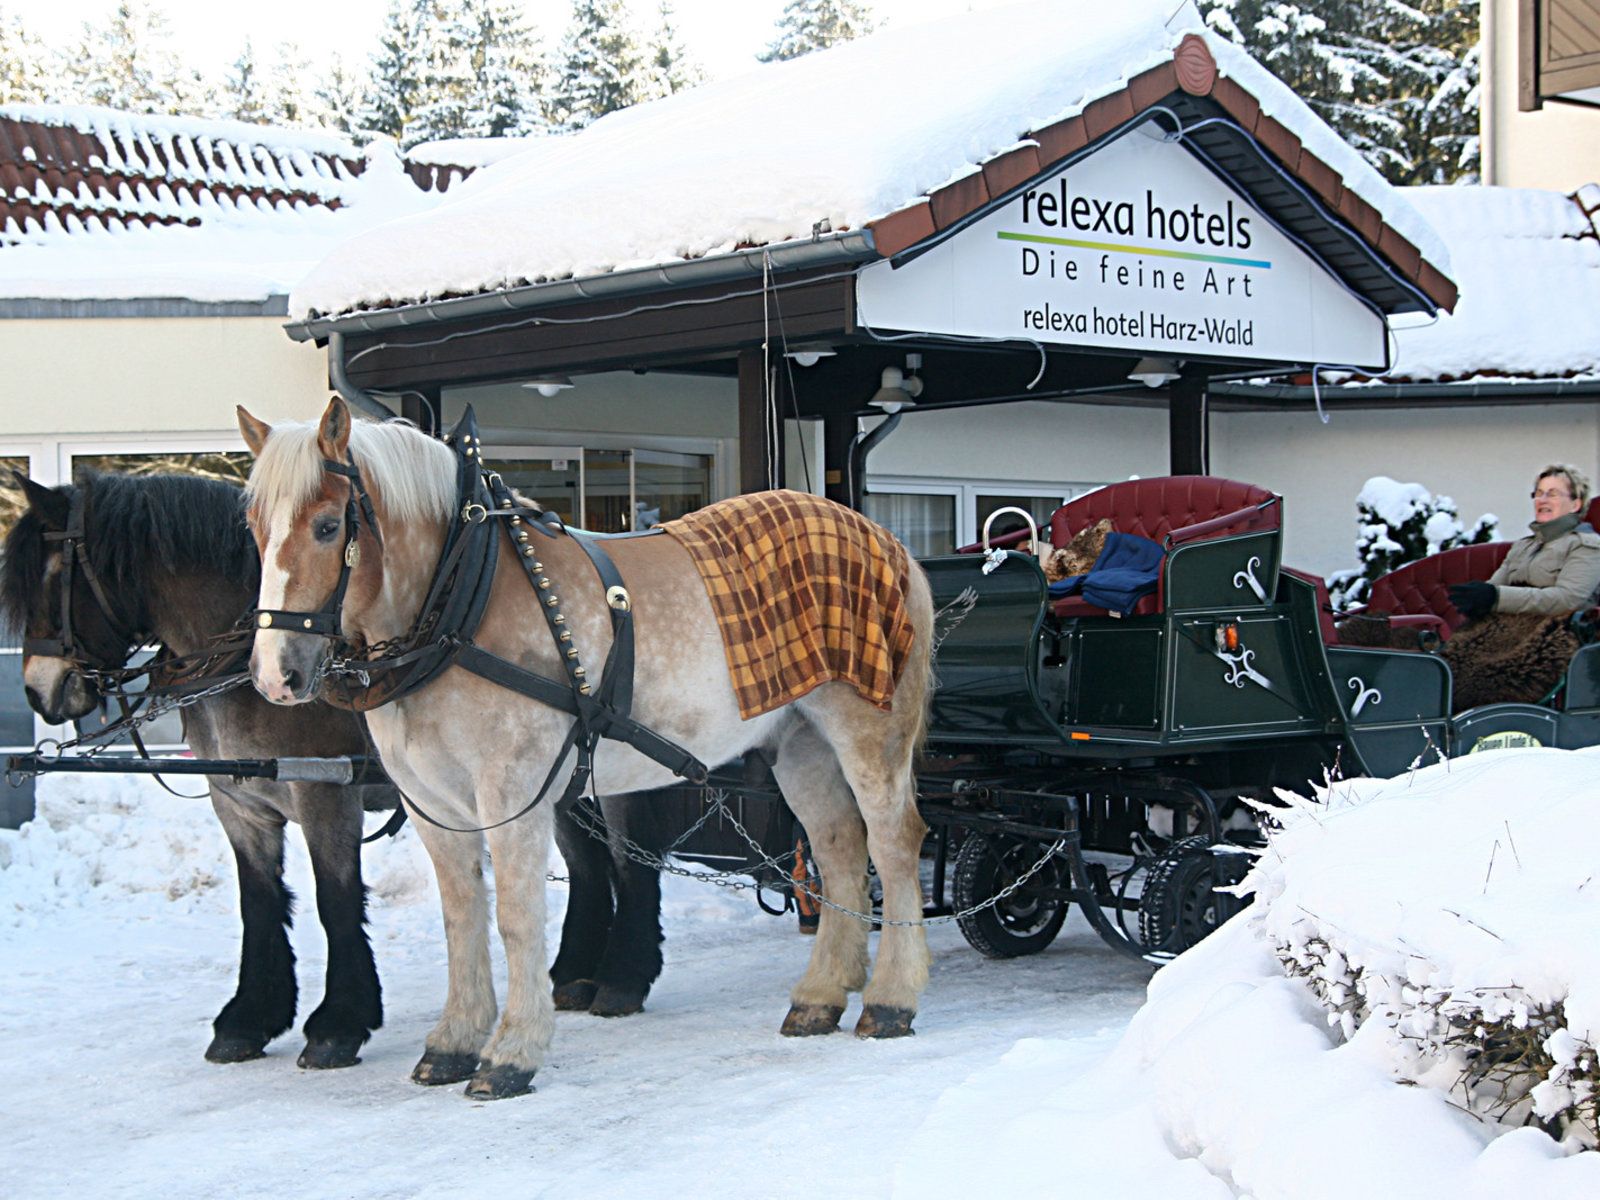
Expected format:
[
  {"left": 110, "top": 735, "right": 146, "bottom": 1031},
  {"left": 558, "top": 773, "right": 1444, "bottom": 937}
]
[
  {"left": 255, "top": 455, "right": 382, "bottom": 637},
  {"left": 23, "top": 488, "right": 146, "bottom": 664}
]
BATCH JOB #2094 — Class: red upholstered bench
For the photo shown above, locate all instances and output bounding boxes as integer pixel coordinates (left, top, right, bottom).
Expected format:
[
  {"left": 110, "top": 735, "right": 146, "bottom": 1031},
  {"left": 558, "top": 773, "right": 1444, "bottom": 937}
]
[
  {"left": 960, "top": 476, "right": 1281, "bottom": 619},
  {"left": 1358, "top": 542, "right": 1512, "bottom": 641}
]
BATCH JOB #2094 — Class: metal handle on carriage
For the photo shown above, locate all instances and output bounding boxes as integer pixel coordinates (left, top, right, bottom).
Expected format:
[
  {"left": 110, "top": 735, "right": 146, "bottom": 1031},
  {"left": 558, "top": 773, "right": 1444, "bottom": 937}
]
[{"left": 981, "top": 507, "right": 1041, "bottom": 555}]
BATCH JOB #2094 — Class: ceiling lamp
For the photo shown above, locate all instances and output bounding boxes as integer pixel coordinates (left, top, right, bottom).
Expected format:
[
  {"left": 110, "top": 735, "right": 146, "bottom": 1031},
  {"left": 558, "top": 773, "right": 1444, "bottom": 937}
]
[
  {"left": 521, "top": 374, "right": 575, "bottom": 398},
  {"left": 784, "top": 343, "right": 837, "bottom": 368},
  {"left": 1127, "top": 357, "right": 1181, "bottom": 389},
  {"left": 869, "top": 355, "right": 925, "bottom": 414}
]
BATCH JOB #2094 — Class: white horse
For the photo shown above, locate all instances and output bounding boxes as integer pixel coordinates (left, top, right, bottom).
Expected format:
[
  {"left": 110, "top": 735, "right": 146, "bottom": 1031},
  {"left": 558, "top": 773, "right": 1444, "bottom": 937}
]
[{"left": 237, "top": 398, "right": 935, "bottom": 1098}]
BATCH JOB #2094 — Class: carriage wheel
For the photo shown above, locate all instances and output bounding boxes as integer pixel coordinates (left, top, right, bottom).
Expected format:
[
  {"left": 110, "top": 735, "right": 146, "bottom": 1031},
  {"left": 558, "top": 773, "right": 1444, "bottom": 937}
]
[
  {"left": 952, "top": 832, "right": 1070, "bottom": 959},
  {"left": 1137, "top": 835, "right": 1235, "bottom": 955}
]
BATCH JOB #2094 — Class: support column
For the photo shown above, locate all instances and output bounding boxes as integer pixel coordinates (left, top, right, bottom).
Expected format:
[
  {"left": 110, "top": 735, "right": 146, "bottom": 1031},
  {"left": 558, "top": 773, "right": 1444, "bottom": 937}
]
[
  {"left": 400, "top": 387, "right": 441, "bottom": 437},
  {"left": 822, "top": 410, "right": 856, "bottom": 507},
  {"left": 737, "top": 348, "right": 782, "bottom": 493},
  {"left": 1168, "top": 374, "right": 1210, "bottom": 475}
]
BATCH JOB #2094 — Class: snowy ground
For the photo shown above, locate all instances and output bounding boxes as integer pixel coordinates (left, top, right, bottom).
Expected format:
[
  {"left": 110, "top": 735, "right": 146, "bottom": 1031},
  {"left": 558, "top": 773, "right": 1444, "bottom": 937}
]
[{"left": 4, "top": 755, "right": 1598, "bottom": 1199}]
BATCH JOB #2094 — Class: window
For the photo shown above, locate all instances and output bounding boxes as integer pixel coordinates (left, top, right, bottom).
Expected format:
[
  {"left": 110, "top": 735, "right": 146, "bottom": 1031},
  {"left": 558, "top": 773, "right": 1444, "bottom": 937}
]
[
  {"left": 867, "top": 476, "right": 1105, "bottom": 551},
  {"left": 863, "top": 492, "right": 958, "bottom": 556},
  {"left": 485, "top": 444, "right": 714, "bottom": 532},
  {"left": 69, "top": 450, "right": 252, "bottom": 486}
]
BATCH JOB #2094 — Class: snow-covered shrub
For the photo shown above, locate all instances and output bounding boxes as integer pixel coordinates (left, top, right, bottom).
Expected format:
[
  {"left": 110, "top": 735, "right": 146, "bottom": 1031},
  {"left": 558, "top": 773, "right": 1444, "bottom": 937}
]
[
  {"left": 1327, "top": 475, "right": 1498, "bottom": 609},
  {"left": 1245, "top": 750, "right": 1600, "bottom": 1151}
]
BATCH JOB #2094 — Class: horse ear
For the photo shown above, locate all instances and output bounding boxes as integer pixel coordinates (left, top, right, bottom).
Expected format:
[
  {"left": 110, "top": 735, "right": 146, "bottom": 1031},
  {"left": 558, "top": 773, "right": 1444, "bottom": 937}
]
[
  {"left": 316, "top": 396, "right": 352, "bottom": 462},
  {"left": 13, "top": 472, "right": 69, "bottom": 532},
  {"left": 236, "top": 406, "right": 272, "bottom": 457}
]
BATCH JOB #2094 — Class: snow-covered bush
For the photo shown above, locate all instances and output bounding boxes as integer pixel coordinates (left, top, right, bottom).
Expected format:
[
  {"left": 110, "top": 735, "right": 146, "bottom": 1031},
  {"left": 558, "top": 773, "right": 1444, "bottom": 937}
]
[
  {"left": 1327, "top": 475, "right": 1498, "bottom": 609},
  {"left": 1246, "top": 750, "right": 1600, "bottom": 1150}
]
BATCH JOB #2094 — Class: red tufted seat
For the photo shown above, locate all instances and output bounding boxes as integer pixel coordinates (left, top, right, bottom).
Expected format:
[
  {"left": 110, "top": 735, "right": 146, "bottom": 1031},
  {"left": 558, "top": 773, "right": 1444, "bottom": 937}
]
[{"left": 1363, "top": 542, "right": 1511, "bottom": 639}]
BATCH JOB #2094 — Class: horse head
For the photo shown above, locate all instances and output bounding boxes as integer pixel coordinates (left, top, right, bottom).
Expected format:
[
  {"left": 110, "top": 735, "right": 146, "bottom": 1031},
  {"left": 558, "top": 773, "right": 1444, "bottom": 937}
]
[
  {"left": 239, "top": 397, "right": 455, "bottom": 705},
  {"left": 1, "top": 473, "right": 130, "bottom": 722}
]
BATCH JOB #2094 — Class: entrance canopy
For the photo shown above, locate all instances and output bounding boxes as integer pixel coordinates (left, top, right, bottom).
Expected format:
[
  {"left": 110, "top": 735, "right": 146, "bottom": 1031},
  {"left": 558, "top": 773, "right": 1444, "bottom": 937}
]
[{"left": 284, "top": 0, "right": 1457, "bottom": 491}]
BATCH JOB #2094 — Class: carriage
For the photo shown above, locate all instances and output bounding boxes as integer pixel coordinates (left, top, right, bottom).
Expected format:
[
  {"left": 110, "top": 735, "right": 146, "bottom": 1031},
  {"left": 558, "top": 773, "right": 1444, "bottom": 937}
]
[{"left": 901, "top": 474, "right": 1600, "bottom": 963}]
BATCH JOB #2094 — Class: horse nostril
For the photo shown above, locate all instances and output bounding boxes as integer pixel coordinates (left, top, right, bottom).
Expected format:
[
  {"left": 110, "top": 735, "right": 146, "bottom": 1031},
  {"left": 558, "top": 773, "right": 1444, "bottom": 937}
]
[{"left": 282, "top": 668, "right": 304, "bottom": 694}]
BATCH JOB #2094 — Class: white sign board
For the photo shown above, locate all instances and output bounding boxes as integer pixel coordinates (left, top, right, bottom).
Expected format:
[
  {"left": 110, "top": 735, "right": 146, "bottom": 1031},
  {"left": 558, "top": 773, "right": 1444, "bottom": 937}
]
[{"left": 857, "top": 129, "right": 1389, "bottom": 370}]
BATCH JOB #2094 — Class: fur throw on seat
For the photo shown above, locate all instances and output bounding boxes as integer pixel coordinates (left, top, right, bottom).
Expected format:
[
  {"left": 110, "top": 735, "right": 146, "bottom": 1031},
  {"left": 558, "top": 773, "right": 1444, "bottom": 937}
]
[
  {"left": 1044, "top": 518, "right": 1113, "bottom": 583},
  {"left": 1334, "top": 611, "right": 1439, "bottom": 651},
  {"left": 1439, "top": 612, "right": 1579, "bottom": 714}
]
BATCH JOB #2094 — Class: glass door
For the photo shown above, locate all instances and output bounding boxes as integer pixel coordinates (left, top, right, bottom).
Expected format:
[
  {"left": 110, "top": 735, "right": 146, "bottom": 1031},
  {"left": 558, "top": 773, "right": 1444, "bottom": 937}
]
[
  {"left": 482, "top": 444, "right": 715, "bottom": 532},
  {"left": 481, "top": 447, "right": 586, "bottom": 526}
]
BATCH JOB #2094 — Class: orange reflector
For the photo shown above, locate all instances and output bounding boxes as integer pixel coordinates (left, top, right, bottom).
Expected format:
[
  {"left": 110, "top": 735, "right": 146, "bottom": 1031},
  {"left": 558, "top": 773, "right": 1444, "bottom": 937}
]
[
  {"left": 1224, "top": 623, "right": 1240, "bottom": 651},
  {"left": 1070, "top": 731, "right": 1092, "bottom": 741}
]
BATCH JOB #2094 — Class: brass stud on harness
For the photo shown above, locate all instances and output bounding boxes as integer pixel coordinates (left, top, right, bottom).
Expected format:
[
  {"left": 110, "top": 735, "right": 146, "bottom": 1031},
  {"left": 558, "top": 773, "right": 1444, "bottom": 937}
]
[
  {"left": 558, "top": 630, "right": 571, "bottom": 642},
  {"left": 579, "top": 684, "right": 591, "bottom": 695},
  {"left": 522, "top": 546, "right": 536, "bottom": 558},
  {"left": 545, "top": 595, "right": 559, "bottom": 608},
  {"left": 515, "top": 531, "right": 529, "bottom": 544},
  {"left": 501, "top": 498, "right": 513, "bottom": 510},
  {"left": 572, "top": 666, "right": 586, "bottom": 678},
  {"left": 537, "top": 578, "right": 551, "bottom": 590},
  {"left": 565, "top": 648, "right": 578, "bottom": 659},
  {"left": 510, "top": 516, "right": 521, "bottom": 526},
  {"left": 530, "top": 561, "right": 543, "bottom": 572},
  {"left": 552, "top": 614, "right": 565, "bottom": 625},
  {"left": 258, "top": 613, "right": 274, "bottom": 628},
  {"left": 303, "top": 619, "right": 314, "bottom": 631}
]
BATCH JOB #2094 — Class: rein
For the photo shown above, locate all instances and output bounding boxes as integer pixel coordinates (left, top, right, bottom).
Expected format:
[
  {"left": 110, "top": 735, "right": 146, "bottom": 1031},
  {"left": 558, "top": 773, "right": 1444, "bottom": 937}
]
[{"left": 278, "top": 408, "right": 709, "bottom": 833}]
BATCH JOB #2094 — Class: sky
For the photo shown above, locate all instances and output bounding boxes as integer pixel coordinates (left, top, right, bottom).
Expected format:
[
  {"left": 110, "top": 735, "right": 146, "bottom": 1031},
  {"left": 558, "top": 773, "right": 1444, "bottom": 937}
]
[{"left": 13, "top": 0, "right": 1021, "bottom": 82}]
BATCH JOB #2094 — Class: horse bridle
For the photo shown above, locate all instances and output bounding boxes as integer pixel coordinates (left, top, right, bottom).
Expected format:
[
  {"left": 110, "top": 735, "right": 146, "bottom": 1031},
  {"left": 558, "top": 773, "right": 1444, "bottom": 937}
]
[
  {"left": 23, "top": 488, "right": 148, "bottom": 669},
  {"left": 255, "top": 456, "right": 383, "bottom": 638}
]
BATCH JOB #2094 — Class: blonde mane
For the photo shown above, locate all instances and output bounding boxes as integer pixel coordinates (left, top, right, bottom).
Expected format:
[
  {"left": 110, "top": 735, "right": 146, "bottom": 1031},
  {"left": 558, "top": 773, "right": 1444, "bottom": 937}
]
[{"left": 246, "top": 416, "right": 458, "bottom": 525}]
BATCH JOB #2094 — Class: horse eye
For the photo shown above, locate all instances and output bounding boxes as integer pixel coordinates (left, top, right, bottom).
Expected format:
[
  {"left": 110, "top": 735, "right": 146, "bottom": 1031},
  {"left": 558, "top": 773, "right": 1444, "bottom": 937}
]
[{"left": 314, "top": 518, "right": 341, "bottom": 542}]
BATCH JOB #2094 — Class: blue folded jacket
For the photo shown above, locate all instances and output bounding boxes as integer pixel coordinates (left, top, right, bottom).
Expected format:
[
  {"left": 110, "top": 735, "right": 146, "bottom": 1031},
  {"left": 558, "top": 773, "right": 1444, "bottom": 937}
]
[{"left": 1046, "top": 531, "right": 1165, "bottom": 616}]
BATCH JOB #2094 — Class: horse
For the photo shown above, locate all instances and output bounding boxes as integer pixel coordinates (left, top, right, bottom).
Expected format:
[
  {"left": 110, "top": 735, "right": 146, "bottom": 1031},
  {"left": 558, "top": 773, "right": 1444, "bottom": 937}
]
[
  {"left": 237, "top": 397, "right": 936, "bottom": 1100},
  {"left": 1, "top": 470, "right": 392, "bottom": 1069}
]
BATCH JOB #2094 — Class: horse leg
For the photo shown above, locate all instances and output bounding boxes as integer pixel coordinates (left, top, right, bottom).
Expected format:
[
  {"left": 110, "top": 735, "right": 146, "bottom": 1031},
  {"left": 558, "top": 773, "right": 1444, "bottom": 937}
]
[
  {"left": 799, "top": 691, "right": 930, "bottom": 1039},
  {"left": 408, "top": 809, "right": 496, "bottom": 1087},
  {"left": 550, "top": 797, "right": 615, "bottom": 1012},
  {"left": 588, "top": 792, "right": 665, "bottom": 1017},
  {"left": 208, "top": 793, "right": 297, "bottom": 1062},
  {"left": 769, "top": 721, "right": 870, "bottom": 1037},
  {"left": 294, "top": 786, "right": 382, "bottom": 1070},
  {"left": 469, "top": 797, "right": 556, "bottom": 1100}
]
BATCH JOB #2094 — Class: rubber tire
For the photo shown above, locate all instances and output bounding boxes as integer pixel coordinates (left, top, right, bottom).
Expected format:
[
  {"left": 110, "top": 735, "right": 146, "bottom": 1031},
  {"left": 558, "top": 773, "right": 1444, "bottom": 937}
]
[
  {"left": 1138, "top": 835, "right": 1226, "bottom": 955},
  {"left": 952, "top": 832, "right": 1070, "bottom": 959}
]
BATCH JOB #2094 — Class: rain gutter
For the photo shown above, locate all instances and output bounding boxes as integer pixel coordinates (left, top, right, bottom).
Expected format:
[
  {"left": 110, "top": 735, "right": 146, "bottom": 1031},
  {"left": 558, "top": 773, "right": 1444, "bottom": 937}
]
[
  {"left": 283, "top": 230, "right": 879, "bottom": 344},
  {"left": 1210, "top": 377, "right": 1600, "bottom": 406}
]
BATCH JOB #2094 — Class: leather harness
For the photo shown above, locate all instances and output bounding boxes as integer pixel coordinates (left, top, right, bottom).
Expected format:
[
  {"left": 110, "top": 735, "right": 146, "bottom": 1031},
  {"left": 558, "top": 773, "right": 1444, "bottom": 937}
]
[{"left": 256, "top": 408, "right": 709, "bottom": 833}]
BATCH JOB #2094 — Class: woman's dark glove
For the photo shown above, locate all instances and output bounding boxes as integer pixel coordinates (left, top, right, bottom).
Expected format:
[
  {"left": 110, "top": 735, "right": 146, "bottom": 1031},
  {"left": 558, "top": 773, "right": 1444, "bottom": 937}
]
[{"left": 1448, "top": 581, "right": 1496, "bottom": 619}]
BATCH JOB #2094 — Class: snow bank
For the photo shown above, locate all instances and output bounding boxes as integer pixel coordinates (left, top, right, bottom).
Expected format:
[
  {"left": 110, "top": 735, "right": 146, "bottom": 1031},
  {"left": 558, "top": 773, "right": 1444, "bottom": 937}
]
[{"left": 898, "top": 748, "right": 1600, "bottom": 1196}]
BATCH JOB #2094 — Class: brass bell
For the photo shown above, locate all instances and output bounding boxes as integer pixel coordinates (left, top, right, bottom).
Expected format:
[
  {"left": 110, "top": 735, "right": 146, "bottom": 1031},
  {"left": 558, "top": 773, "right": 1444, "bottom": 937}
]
[
  {"left": 545, "top": 595, "right": 559, "bottom": 608},
  {"left": 538, "top": 578, "right": 551, "bottom": 590}
]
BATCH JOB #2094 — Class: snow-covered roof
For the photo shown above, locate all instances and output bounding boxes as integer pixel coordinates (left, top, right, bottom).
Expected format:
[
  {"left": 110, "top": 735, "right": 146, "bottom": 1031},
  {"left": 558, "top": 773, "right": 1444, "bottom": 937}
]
[
  {"left": 0, "top": 105, "right": 495, "bottom": 305},
  {"left": 1378, "top": 185, "right": 1600, "bottom": 384},
  {"left": 290, "top": 0, "right": 1455, "bottom": 325}
]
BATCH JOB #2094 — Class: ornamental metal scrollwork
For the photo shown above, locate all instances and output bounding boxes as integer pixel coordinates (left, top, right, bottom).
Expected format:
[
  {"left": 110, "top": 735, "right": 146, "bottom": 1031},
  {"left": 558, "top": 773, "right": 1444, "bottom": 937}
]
[
  {"left": 1347, "top": 676, "right": 1382, "bottom": 717},
  {"left": 1233, "top": 555, "right": 1266, "bottom": 602},
  {"left": 1216, "top": 644, "right": 1273, "bottom": 691}
]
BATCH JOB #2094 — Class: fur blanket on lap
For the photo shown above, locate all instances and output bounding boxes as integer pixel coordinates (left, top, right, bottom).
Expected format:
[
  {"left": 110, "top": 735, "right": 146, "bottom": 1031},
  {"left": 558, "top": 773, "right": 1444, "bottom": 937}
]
[{"left": 1439, "top": 612, "right": 1579, "bottom": 714}]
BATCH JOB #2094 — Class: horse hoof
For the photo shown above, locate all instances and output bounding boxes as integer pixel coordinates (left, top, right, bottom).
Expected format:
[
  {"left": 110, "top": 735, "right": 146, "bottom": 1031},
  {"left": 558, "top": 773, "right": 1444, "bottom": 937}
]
[
  {"left": 780, "top": 1003, "right": 844, "bottom": 1037},
  {"left": 205, "top": 1034, "right": 267, "bottom": 1063},
  {"left": 552, "top": 979, "right": 599, "bottom": 1011},
  {"left": 589, "top": 985, "right": 646, "bottom": 1018},
  {"left": 465, "top": 1063, "right": 536, "bottom": 1100},
  {"left": 855, "top": 1005, "right": 916, "bottom": 1039},
  {"left": 411, "top": 1050, "right": 479, "bottom": 1086},
  {"left": 298, "top": 1036, "right": 363, "bottom": 1070}
]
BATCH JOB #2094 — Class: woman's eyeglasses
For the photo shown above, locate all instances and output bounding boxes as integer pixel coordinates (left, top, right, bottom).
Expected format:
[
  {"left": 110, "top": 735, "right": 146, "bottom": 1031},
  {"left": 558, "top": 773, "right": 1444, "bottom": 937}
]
[{"left": 1532, "top": 489, "right": 1574, "bottom": 501}]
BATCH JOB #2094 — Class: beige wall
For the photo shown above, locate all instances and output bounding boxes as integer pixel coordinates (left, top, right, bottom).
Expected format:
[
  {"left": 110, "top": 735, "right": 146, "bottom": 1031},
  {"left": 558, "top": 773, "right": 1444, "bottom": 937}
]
[{"left": 1483, "top": 0, "right": 1600, "bottom": 189}]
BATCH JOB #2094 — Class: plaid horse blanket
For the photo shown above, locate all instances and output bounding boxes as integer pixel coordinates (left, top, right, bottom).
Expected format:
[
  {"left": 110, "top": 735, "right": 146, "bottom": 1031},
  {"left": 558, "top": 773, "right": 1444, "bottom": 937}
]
[{"left": 663, "top": 490, "right": 916, "bottom": 720}]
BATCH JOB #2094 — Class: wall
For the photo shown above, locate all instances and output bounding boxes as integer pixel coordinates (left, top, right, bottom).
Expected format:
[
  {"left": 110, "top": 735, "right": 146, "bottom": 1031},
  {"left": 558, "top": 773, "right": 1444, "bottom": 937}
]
[
  {"left": 1483, "top": 0, "right": 1600, "bottom": 189},
  {"left": 1212, "top": 402, "right": 1600, "bottom": 575}
]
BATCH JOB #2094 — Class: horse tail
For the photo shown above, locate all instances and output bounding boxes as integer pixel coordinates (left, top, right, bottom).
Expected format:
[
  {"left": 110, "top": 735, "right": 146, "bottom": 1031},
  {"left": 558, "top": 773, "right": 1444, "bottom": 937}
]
[{"left": 901, "top": 556, "right": 937, "bottom": 765}]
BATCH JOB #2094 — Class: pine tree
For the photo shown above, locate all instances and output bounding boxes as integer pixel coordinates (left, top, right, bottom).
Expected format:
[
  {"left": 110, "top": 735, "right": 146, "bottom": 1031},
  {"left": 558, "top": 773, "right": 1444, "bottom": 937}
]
[
  {"left": 266, "top": 42, "right": 314, "bottom": 128},
  {"left": 1199, "top": 0, "right": 1480, "bottom": 185},
  {"left": 759, "top": 0, "right": 876, "bottom": 64},
  {"left": 363, "top": 0, "right": 427, "bottom": 139},
  {"left": 0, "top": 5, "right": 53, "bottom": 104},
  {"left": 642, "top": 1, "right": 703, "bottom": 100},
  {"left": 311, "top": 53, "right": 369, "bottom": 137},
  {"left": 547, "top": 0, "right": 650, "bottom": 132},
  {"left": 222, "top": 39, "right": 269, "bottom": 124},
  {"left": 1327, "top": 476, "right": 1498, "bottom": 609},
  {"left": 461, "top": 0, "right": 545, "bottom": 136},
  {"left": 63, "top": 0, "right": 200, "bottom": 115}
]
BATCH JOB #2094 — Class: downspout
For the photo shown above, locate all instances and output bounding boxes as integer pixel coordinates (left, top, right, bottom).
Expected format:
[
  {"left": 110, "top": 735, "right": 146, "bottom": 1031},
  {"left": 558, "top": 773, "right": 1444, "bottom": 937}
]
[
  {"left": 327, "top": 330, "right": 399, "bottom": 421},
  {"left": 847, "top": 412, "right": 903, "bottom": 511}
]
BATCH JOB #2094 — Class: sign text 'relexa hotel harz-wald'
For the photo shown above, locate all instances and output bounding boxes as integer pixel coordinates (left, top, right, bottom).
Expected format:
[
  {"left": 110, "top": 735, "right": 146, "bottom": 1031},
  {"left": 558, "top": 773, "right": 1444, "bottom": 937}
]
[{"left": 857, "top": 127, "right": 1390, "bottom": 370}]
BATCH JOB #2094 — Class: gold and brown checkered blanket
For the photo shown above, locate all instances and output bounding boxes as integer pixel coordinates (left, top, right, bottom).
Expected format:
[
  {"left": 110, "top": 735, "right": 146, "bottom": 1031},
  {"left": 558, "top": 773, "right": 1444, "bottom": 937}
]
[{"left": 663, "top": 490, "right": 916, "bottom": 720}]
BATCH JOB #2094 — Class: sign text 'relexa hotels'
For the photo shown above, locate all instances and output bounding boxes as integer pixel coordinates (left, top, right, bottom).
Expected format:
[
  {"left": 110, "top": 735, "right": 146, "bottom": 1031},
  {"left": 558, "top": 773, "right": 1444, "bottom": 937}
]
[{"left": 856, "top": 129, "right": 1389, "bottom": 369}]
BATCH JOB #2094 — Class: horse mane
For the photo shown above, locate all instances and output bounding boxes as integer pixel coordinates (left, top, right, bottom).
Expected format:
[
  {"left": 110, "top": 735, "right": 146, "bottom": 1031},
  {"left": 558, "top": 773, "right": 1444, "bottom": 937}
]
[
  {"left": 0, "top": 473, "right": 259, "bottom": 637},
  {"left": 245, "top": 418, "right": 458, "bottom": 527}
]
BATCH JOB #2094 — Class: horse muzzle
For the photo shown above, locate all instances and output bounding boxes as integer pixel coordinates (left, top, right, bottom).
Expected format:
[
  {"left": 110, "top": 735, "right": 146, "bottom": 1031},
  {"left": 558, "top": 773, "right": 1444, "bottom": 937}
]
[
  {"left": 251, "top": 632, "right": 326, "bottom": 706},
  {"left": 22, "top": 655, "right": 97, "bottom": 724}
]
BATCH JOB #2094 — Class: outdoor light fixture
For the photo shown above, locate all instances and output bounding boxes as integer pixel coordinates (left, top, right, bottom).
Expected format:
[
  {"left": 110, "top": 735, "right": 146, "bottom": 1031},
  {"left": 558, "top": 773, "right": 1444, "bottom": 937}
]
[
  {"left": 1127, "top": 357, "right": 1181, "bottom": 389},
  {"left": 784, "top": 343, "right": 837, "bottom": 368},
  {"left": 521, "top": 375, "right": 575, "bottom": 398},
  {"left": 869, "top": 354, "right": 924, "bottom": 413}
]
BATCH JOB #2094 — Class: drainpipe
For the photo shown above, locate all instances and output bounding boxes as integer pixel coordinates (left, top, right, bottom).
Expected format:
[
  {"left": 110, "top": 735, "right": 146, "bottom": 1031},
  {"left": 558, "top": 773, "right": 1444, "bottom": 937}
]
[
  {"left": 847, "top": 411, "right": 903, "bottom": 512},
  {"left": 327, "top": 330, "right": 399, "bottom": 421}
]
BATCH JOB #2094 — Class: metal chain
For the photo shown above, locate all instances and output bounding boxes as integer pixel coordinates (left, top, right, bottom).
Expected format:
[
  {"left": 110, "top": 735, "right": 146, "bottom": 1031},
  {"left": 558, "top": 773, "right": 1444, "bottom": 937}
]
[{"left": 553, "top": 785, "right": 1073, "bottom": 928}]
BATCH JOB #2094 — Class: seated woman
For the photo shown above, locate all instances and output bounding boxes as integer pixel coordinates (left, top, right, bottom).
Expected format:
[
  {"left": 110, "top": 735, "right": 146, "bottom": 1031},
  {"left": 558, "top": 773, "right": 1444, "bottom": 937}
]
[
  {"left": 1443, "top": 464, "right": 1600, "bottom": 712},
  {"left": 1449, "top": 464, "right": 1600, "bottom": 620}
]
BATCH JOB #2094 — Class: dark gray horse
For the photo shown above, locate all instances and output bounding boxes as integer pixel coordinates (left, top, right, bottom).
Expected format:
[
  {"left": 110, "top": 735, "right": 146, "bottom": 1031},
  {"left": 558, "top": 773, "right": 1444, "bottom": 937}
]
[{"left": 2, "top": 471, "right": 673, "bottom": 1061}]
